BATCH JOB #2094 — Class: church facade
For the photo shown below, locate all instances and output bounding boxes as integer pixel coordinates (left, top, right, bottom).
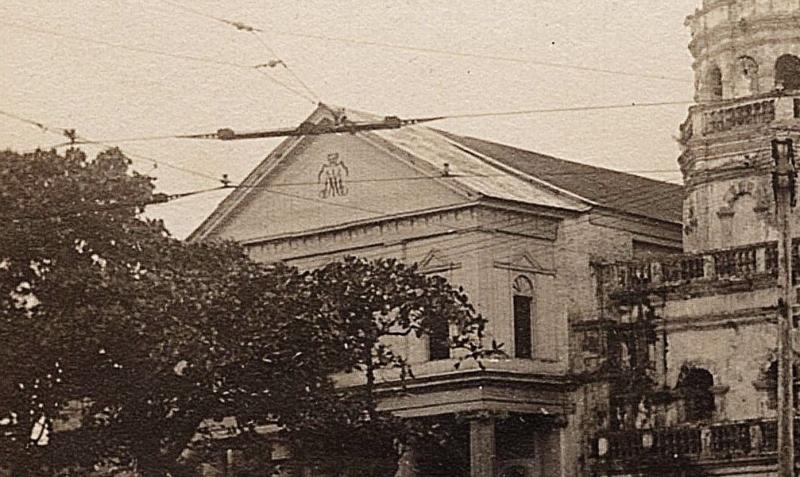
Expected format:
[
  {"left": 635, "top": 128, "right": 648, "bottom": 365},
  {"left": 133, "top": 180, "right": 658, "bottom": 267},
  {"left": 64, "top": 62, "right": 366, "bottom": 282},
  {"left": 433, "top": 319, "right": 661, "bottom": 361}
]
[{"left": 188, "top": 101, "right": 683, "bottom": 476}]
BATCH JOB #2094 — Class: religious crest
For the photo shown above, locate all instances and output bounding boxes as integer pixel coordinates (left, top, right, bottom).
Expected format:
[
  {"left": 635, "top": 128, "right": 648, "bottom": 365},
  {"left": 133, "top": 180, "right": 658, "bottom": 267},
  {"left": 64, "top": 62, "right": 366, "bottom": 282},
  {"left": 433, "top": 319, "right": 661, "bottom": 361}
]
[{"left": 318, "top": 152, "right": 349, "bottom": 198}]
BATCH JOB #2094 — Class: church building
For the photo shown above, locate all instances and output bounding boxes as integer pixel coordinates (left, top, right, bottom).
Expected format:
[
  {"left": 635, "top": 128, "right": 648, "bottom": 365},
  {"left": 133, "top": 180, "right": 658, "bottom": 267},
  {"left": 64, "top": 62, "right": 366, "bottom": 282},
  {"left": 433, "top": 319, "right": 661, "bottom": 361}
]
[{"left": 186, "top": 101, "right": 682, "bottom": 476}]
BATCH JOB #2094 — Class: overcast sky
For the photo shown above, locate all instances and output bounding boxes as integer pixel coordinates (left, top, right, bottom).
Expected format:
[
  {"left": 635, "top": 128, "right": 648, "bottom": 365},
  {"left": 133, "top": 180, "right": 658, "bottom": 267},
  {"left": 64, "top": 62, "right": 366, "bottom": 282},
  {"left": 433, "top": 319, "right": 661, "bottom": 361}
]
[{"left": 1, "top": 1, "right": 700, "bottom": 234}]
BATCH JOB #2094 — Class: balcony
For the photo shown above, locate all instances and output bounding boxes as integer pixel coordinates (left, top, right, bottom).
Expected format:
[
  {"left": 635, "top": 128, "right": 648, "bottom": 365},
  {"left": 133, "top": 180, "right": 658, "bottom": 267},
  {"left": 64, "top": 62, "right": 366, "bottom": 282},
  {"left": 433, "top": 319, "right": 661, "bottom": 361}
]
[
  {"left": 593, "top": 418, "right": 787, "bottom": 471},
  {"left": 597, "top": 242, "right": 780, "bottom": 297},
  {"left": 683, "top": 93, "right": 800, "bottom": 142}
]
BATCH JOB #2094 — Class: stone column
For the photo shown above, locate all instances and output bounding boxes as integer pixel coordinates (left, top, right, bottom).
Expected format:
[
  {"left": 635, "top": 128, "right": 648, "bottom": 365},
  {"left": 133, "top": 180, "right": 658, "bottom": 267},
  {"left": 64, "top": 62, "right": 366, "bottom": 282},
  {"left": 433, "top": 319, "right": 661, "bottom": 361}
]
[
  {"left": 469, "top": 414, "right": 496, "bottom": 477},
  {"left": 394, "top": 443, "right": 417, "bottom": 477}
]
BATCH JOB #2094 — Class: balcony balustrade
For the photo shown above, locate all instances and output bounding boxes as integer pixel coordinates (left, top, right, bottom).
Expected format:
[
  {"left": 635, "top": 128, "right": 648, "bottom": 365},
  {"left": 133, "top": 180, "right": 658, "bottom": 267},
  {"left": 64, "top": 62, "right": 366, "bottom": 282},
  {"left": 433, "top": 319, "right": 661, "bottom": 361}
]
[
  {"left": 683, "top": 93, "right": 800, "bottom": 141},
  {"left": 702, "top": 99, "right": 775, "bottom": 135},
  {"left": 598, "top": 241, "right": 784, "bottom": 295},
  {"left": 594, "top": 417, "right": 795, "bottom": 466}
]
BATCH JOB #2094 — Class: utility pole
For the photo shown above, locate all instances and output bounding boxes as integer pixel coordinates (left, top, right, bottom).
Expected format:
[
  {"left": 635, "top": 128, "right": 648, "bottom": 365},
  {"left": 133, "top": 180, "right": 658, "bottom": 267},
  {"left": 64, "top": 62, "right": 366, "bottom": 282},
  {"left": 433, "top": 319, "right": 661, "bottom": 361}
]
[{"left": 773, "top": 136, "right": 796, "bottom": 476}]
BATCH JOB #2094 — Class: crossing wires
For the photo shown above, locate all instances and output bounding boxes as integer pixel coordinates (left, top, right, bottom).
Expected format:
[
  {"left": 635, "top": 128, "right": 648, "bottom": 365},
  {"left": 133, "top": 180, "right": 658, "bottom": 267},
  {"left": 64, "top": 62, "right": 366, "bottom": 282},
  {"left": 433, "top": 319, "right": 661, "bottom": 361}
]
[
  {"left": 157, "top": 0, "right": 322, "bottom": 104},
  {"left": 0, "top": 18, "right": 316, "bottom": 106},
  {"left": 152, "top": 0, "right": 690, "bottom": 85}
]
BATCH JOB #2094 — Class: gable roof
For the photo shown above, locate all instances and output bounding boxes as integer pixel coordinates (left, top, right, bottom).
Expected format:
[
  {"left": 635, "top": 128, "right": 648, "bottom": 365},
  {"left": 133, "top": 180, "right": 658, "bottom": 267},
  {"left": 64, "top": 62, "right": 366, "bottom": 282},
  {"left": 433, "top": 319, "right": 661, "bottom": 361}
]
[
  {"left": 436, "top": 131, "right": 684, "bottom": 224},
  {"left": 152, "top": 105, "right": 683, "bottom": 240}
]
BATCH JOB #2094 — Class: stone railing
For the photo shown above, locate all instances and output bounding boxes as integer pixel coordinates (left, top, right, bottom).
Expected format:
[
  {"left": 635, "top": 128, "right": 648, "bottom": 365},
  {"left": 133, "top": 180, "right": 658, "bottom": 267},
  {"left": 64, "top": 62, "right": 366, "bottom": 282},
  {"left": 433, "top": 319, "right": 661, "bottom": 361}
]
[
  {"left": 594, "top": 418, "right": 785, "bottom": 465},
  {"left": 597, "top": 242, "right": 780, "bottom": 295},
  {"left": 702, "top": 98, "right": 775, "bottom": 135},
  {"left": 687, "top": 93, "right": 800, "bottom": 139}
]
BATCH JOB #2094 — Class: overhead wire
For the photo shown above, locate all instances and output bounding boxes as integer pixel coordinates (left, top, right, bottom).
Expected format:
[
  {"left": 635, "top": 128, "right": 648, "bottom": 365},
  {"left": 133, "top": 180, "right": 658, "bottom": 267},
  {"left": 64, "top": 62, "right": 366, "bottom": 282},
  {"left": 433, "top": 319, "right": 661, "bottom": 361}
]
[
  {"left": 436, "top": 100, "right": 694, "bottom": 120},
  {"left": 0, "top": 106, "right": 227, "bottom": 185},
  {"left": 152, "top": 0, "right": 691, "bottom": 85},
  {"left": 149, "top": 0, "right": 320, "bottom": 103},
  {"left": 3, "top": 177, "right": 689, "bottom": 267},
  {"left": 1, "top": 104, "right": 685, "bottom": 191},
  {"left": 385, "top": 160, "right": 765, "bottom": 261},
  {"left": 293, "top": 170, "right": 758, "bottom": 270},
  {"left": 0, "top": 19, "right": 316, "bottom": 106},
  {"left": 250, "top": 30, "right": 321, "bottom": 103},
  {"left": 0, "top": 109, "right": 69, "bottom": 137},
  {"left": 36, "top": 98, "right": 696, "bottom": 147},
  {"left": 5, "top": 146, "right": 741, "bottom": 274},
  {"left": 264, "top": 30, "right": 694, "bottom": 85},
  {"left": 0, "top": 6, "right": 747, "bottom": 269}
]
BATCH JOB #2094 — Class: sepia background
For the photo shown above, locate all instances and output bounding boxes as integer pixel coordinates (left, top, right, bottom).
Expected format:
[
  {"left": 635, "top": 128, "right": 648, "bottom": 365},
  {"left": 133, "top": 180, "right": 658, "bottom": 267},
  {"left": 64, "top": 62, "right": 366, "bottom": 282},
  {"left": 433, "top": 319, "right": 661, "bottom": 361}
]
[{"left": 0, "top": 0, "right": 698, "bottom": 235}]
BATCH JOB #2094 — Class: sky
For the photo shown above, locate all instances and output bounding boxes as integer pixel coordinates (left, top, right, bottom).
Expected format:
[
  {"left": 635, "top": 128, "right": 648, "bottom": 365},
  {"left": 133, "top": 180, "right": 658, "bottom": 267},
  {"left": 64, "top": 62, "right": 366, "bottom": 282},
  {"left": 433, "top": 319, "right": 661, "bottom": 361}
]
[{"left": 0, "top": 0, "right": 701, "bottom": 236}]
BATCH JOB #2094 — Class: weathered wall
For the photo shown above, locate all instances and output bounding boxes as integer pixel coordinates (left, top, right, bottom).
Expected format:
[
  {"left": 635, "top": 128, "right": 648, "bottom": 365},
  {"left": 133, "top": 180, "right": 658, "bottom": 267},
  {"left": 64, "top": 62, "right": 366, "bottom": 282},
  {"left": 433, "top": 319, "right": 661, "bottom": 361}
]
[{"left": 665, "top": 318, "right": 777, "bottom": 421}]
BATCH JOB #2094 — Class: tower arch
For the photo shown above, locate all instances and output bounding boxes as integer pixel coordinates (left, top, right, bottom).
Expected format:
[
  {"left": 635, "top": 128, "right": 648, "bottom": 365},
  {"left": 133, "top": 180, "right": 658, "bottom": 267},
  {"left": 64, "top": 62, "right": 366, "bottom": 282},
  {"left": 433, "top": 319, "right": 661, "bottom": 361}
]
[{"left": 681, "top": 0, "right": 800, "bottom": 252}]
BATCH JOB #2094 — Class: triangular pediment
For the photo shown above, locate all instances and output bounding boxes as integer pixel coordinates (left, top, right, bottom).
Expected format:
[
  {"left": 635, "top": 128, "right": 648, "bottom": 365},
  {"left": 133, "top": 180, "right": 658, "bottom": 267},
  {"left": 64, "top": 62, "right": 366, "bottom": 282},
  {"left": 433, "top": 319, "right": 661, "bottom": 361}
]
[
  {"left": 494, "top": 250, "right": 554, "bottom": 275},
  {"left": 191, "top": 122, "right": 471, "bottom": 243},
  {"left": 189, "top": 105, "right": 593, "bottom": 243},
  {"left": 417, "top": 249, "right": 462, "bottom": 274}
]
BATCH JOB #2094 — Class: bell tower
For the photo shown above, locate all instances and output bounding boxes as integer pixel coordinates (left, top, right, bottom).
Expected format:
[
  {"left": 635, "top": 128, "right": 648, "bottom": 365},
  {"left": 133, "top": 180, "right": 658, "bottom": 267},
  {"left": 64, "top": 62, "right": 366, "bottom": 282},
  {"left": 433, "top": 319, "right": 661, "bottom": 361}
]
[{"left": 680, "top": 0, "right": 800, "bottom": 252}]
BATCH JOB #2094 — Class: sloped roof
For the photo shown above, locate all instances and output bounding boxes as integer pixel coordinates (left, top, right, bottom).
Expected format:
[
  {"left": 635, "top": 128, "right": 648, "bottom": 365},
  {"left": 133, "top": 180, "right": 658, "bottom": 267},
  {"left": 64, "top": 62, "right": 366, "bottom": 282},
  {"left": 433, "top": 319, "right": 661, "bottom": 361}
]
[
  {"left": 149, "top": 105, "right": 684, "bottom": 240},
  {"left": 436, "top": 130, "right": 684, "bottom": 224},
  {"left": 368, "top": 123, "right": 589, "bottom": 213}
]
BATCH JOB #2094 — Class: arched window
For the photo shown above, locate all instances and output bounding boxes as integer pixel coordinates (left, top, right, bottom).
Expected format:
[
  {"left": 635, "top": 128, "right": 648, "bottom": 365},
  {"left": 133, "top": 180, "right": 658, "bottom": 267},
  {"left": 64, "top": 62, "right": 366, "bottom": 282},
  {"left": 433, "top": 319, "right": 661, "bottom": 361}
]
[
  {"left": 428, "top": 316, "right": 450, "bottom": 361},
  {"left": 736, "top": 56, "right": 759, "bottom": 95},
  {"left": 512, "top": 276, "right": 534, "bottom": 359},
  {"left": 676, "top": 366, "right": 715, "bottom": 422},
  {"left": 707, "top": 66, "right": 723, "bottom": 100},
  {"left": 775, "top": 54, "right": 800, "bottom": 91}
]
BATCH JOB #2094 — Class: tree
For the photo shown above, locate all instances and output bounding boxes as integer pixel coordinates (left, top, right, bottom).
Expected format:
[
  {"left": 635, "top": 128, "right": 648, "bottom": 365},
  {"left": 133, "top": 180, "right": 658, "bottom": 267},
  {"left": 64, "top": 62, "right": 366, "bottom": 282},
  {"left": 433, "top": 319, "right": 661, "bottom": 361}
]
[
  {"left": 270, "top": 256, "right": 488, "bottom": 476},
  {"left": 0, "top": 147, "right": 262, "bottom": 475},
  {"left": 0, "top": 148, "right": 487, "bottom": 476}
]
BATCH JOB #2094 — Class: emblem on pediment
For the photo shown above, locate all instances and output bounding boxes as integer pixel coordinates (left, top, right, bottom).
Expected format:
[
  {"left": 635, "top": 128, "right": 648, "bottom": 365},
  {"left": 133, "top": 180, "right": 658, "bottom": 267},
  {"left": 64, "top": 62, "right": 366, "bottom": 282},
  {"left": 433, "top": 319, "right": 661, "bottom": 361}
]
[{"left": 318, "top": 152, "right": 349, "bottom": 198}]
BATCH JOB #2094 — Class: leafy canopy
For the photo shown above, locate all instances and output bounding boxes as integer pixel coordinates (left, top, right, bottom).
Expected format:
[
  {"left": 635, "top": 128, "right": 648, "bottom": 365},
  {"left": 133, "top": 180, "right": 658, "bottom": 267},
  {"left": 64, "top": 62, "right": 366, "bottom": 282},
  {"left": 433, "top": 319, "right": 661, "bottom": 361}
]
[{"left": 0, "top": 148, "right": 486, "bottom": 476}]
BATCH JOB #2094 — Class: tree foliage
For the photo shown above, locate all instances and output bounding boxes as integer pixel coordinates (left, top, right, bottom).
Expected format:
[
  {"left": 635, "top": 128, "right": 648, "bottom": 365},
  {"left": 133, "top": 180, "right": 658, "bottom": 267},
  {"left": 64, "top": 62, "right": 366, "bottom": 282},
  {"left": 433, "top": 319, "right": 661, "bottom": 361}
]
[{"left": 0, "top": 148, "right": 486, "bottom": 476}]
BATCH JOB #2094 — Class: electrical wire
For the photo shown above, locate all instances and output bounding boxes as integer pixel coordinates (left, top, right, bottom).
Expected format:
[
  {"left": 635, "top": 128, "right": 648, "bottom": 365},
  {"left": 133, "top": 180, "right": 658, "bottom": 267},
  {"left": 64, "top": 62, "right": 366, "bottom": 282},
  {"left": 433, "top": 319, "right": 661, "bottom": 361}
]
[
  {"left": 251, "top": 30, "right": 321, "bottom": 103},
  {"left": 6, "top": 154, "right": 748, "bottom": 278},
  {"left": 0, "top": 19, "right": 316, "bottom": 106},
  {"left": 148, "top": 0, "right": 320, "bottom": 103},
  {"left": 37, "top": 98, "right": 695, "bottom": 147},
  {"left": 152, "top": 0, "right": 691, "bottom": 85},
  {"left": 248, "top": 185, "right": 690, "bottom": 269},
  {"left": 155, "top": 0, "right": 321, "bottom": 102},
  {"left": 0, "top": 109, "right": 68, "bottom": 137},
  {"left": 0, "top": 106, "right": 685, "bottom": 192},
  {"left": 3, "top": 179, "right": 690, "bottom": 271},
  {"left": 437, "top": 100, "right": 693, "bottom": 120},
  {"left": 266, "top": 30, "right": 693, "bottom": 85}
]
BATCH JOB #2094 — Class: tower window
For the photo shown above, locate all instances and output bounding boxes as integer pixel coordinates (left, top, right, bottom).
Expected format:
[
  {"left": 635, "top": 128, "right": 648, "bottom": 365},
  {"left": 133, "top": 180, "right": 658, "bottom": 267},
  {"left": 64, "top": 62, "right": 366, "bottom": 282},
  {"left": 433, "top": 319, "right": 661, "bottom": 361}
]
[
  {"left": 676, "top": 366, "right": 715, "bottom": 422},
  {"left": 707, "top": 66, "right": 723, "bottom": 100},
  {"left": 512, "top": 276, "right": 534, "bottom": 359},
  {"left": 775, "top": 54, "right": 800, "bottom": 91}
]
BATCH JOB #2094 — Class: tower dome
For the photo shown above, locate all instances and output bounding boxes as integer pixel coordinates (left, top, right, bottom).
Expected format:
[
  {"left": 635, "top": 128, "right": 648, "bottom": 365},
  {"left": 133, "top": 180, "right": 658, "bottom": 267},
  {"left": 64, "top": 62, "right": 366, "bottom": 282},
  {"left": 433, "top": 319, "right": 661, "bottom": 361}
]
[{"left": 679, "top": 0, "right": 800, "bottom": 252}]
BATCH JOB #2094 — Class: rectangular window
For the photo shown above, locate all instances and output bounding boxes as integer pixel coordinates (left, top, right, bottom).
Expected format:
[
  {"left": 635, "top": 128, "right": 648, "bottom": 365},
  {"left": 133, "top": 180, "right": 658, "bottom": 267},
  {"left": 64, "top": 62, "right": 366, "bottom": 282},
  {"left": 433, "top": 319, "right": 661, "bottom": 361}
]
[
  {"left": 513, "top": 295, "right": 532, "bottom": 358},
  {"left": 429, "top": 318, "right": 450, "bottom": 361}
]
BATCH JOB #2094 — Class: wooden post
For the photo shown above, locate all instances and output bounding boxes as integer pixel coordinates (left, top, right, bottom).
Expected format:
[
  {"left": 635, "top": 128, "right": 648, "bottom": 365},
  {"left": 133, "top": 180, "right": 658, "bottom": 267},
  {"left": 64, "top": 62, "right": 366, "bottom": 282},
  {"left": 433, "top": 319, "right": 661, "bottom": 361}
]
[{"left": 772, "top": 137, "right": 796, "bottom": 476}]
